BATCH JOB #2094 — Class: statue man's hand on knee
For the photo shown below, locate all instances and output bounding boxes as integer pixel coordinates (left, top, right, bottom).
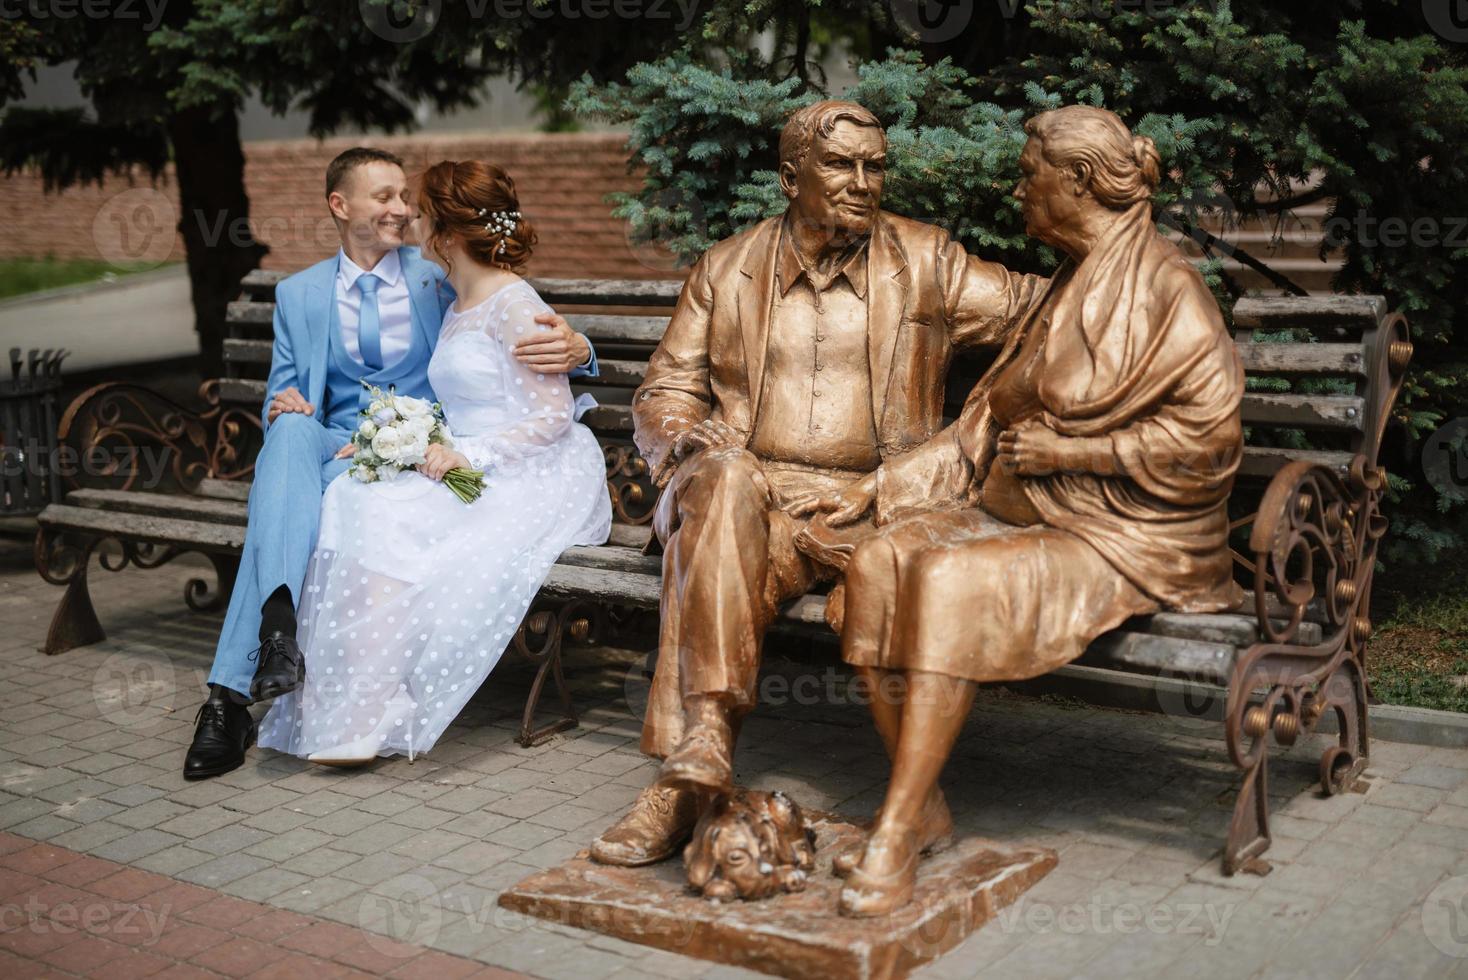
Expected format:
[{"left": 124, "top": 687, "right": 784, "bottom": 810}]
[{"left": 670, "top": 419, "right": 744, "bottom": 463}]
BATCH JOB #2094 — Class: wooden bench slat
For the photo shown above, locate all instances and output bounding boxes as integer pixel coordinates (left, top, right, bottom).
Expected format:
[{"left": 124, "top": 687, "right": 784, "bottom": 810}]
[
  {"left": 539, "top": 563, "right": 663, "bottom": 606},
  {"left": 222, "top": 338, "right": 647, "bottom": 389},
  {"left": 564, "top": 314, "right": 668, "bottom": 344},
  {"left": 1139, "top": 611, "right": 1322, "bottom": 648},
  {"left": 1234, "top": 342, "right": 1366, "bottom": 376},
  {"left": 195, "top": 478, "right": 253, "bottom": 502},
  {"left": 211, "top": 381, "right": 1361, "bottom": 478},
  {"left": 238, "top": 270, "right": 685, "bottom": 305},
  {"left": 559, "top": 544, "right": 661, "bottom": 575},
  {"left": 66, "top": 489, "right": 248, "bottom": 525},
  {"left": 220, "top": 378, "right": 265, "bottom": 404},
  {"left": 223, "top": 338, "right": 272, "bottom": 365},
  {"left": 1238, "top": 446, "right": 1354, "bottom": 479},
  {"left": 1082, "top": 630, "right": 1238, "bottom": 684},
  {"left": 229, "top": 304, "right": 673, "bottom": 343},
  {"left": 1233, "top": 294, "right": 1386, "bottom": 332},
  {"left": 1240, "top": 393, "right": 1365, "bottom": 430},
  {"left": 38, "top": 504, "right": 247, "bottom": 552},
  {"left": 528, "top": 278, "right": 682, "bottom": 307}
]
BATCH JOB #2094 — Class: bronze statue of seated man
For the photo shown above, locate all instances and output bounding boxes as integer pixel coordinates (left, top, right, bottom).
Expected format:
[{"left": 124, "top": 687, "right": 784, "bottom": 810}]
[{"left": 588, "top": 99, "right": 1045, "bottom": 869}]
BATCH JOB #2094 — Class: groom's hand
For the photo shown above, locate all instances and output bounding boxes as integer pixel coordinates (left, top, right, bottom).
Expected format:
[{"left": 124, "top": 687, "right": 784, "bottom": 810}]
[
  {"left": 268, "top": 386, "right": 314, "bottom": 423},
  {"left": 521, "top": 313, "right": 591, "bottom": 372}
]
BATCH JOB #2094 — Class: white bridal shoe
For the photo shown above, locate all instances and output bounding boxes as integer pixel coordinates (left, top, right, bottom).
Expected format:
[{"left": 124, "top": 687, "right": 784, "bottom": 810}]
[{"left": 308, "top": 694, "right": 417, "bottom": 766}]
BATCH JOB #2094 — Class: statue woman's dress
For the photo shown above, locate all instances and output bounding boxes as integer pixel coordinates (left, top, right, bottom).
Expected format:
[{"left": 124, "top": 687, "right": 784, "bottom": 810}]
[{"left": 830, "top": 203, "right": 1246, "bottom": 681}]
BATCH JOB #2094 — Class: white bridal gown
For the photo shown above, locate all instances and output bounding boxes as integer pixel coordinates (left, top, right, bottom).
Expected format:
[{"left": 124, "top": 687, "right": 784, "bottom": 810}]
[{"left": 258, "top": 279, "right": 612, "bottom": 759}]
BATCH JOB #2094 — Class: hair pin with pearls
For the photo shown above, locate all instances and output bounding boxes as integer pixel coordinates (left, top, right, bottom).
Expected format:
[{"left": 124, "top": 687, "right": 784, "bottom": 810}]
[{"left": 475, "top": 208, "right": 519, "bottom": 254}]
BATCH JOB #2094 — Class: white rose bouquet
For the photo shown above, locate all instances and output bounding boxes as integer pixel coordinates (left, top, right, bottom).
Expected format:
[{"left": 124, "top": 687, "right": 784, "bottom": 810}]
[{"left": 347, "top": 382, "right": 486, "bottom": 503}]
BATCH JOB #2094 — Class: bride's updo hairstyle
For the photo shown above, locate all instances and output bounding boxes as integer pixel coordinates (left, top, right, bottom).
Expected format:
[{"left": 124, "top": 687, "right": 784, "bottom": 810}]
[{"left": 417, "top": 160, "right": 537, "bottom": 272}]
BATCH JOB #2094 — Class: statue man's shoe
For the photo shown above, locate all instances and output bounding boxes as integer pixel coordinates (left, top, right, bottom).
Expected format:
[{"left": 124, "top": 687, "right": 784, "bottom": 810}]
[
  {"left": 589, "top": 785, "right": 699, "bottom": 866},
  {"left": 832, "top": 789, "right": 954, "bottom": 878},
  {"left": 658, "top": 720, "right": 735, "bottom": 792}
]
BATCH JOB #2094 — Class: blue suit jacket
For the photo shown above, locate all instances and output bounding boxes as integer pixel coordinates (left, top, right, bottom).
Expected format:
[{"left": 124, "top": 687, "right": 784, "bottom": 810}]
[{"left": 262, "top": 247, "right": 599, "bottom": 434}]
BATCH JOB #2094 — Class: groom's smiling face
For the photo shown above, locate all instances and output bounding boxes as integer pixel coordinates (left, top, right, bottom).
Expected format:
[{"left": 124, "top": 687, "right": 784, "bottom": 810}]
[{"left": 328, "top": 161, "right": 412, "bottom": 256}]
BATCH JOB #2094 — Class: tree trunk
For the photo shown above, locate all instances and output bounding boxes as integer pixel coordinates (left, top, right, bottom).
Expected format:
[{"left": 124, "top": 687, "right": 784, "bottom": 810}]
[{"left": 166, "top": 106, "right": 268, "bottom": 379}]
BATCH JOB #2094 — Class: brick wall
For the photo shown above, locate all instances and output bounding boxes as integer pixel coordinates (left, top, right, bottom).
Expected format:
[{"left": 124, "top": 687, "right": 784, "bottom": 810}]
[
  {"left": 3, "top": 131, "right": 683, "bottom": 281},
  {"left": 4, "top": 131, "right": 1341, "bottom": 291}
]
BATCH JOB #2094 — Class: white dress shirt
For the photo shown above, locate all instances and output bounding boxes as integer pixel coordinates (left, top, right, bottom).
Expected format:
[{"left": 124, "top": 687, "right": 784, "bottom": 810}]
[{"left": 336, "top": 248, "right": 414, "bottom": 369}]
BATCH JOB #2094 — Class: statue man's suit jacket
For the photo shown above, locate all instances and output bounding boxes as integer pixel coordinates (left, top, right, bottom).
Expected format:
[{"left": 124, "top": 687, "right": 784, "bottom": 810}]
[{"left": 632, "top": 210, "right": 1047, "bottom": 519}]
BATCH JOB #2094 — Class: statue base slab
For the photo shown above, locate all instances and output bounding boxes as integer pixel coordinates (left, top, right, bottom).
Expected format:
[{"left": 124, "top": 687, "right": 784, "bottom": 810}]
[{"left": 497, "top": 815, "right": 1056, "bottom": 980}]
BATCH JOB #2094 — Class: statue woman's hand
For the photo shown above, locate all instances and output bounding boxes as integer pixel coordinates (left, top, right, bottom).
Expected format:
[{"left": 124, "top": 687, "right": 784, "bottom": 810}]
[
  {"left": 997, "top": 420, "right": 1074, "bottom": 476},
  {"left": 789, "top": 472, "right": 877, "bottom": 526}
]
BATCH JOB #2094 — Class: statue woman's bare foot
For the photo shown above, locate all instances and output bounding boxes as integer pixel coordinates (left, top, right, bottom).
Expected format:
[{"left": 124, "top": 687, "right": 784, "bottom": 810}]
[{"left": 838, "top": 826, "right": 920, "bottom": 917}]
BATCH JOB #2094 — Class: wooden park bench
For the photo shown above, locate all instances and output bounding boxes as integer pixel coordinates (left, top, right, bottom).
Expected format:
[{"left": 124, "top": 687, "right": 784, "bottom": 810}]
[{"left": 34, "top": 270, "right": 1410, "bottom": 877}]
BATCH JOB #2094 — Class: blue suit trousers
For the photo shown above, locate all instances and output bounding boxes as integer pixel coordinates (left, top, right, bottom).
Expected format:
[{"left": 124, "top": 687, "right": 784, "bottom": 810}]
[{"left": 207, "top": 413, "right": 352, "bottom": 698}]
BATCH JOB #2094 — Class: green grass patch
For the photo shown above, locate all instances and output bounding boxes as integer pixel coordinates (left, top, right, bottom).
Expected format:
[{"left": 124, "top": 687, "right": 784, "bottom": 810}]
[
  {"left": 1371, "top": 571, "right": 1468, "bottom": 713},
  {"left": 0, "top": 257, "right": 171, "bottom": 301}
]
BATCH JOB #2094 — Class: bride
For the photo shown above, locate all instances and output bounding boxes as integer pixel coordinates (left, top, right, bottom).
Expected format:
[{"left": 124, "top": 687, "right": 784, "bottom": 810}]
[{"left": 258, "top": 161, "right": 612, "bottom": 764}]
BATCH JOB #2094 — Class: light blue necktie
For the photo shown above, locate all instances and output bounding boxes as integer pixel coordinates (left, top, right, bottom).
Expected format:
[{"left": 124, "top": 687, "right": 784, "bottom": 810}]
[{"left": 357, "top": 274, "right": 383, "bottom": 371}]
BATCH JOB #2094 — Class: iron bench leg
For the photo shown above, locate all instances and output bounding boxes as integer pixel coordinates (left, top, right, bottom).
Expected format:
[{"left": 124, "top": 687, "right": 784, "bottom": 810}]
[
  {"left": 35, "top": 527, "right": 106, "bottom": 656},
  {"left": 513, "top": 600, "right": 602, "bottom": 747}
]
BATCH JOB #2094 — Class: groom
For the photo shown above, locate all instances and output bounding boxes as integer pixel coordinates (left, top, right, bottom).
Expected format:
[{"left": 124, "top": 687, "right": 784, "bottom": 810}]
[{"left": 184, "top": 147, "right": 599, "bottom": 779}]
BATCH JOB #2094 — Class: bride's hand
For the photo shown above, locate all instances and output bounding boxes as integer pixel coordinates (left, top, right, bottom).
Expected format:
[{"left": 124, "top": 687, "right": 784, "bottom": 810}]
[
  {"left": 419, "top": 444, "right": 472, "bottom": 482},
  {"left": 334, "top": 443, "right": 357, "bottom": 460}
]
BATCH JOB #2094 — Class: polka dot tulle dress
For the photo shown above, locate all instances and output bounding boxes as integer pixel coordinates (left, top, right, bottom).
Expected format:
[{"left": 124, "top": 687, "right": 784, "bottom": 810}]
[{"left": 258, "top": 280, "right": 612, "bottom": 760}]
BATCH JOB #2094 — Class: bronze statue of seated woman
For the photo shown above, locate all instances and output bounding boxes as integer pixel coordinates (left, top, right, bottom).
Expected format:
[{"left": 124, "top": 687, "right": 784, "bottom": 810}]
[{"left": 796, "top": 104, "right": 1247, "bottom": 917}]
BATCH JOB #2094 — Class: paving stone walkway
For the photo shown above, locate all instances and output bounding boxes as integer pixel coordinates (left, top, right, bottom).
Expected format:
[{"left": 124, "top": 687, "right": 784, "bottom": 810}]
[{"left": 2, "top": 533, "right": 1467, "bottom": 979}]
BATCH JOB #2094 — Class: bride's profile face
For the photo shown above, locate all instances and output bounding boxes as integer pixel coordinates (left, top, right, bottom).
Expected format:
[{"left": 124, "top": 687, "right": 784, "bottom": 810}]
[{"left": 414, "top": 212, "right": 451, "bottom": 269}]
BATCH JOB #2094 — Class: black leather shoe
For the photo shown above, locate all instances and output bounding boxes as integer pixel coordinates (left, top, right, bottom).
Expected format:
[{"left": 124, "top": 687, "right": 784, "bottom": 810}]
[
  {"left": 249, "top": 631, "right": 305, "bottom": 702},
  {"left": 183, "top": 694, "right": 256, "bottom": 780}
]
